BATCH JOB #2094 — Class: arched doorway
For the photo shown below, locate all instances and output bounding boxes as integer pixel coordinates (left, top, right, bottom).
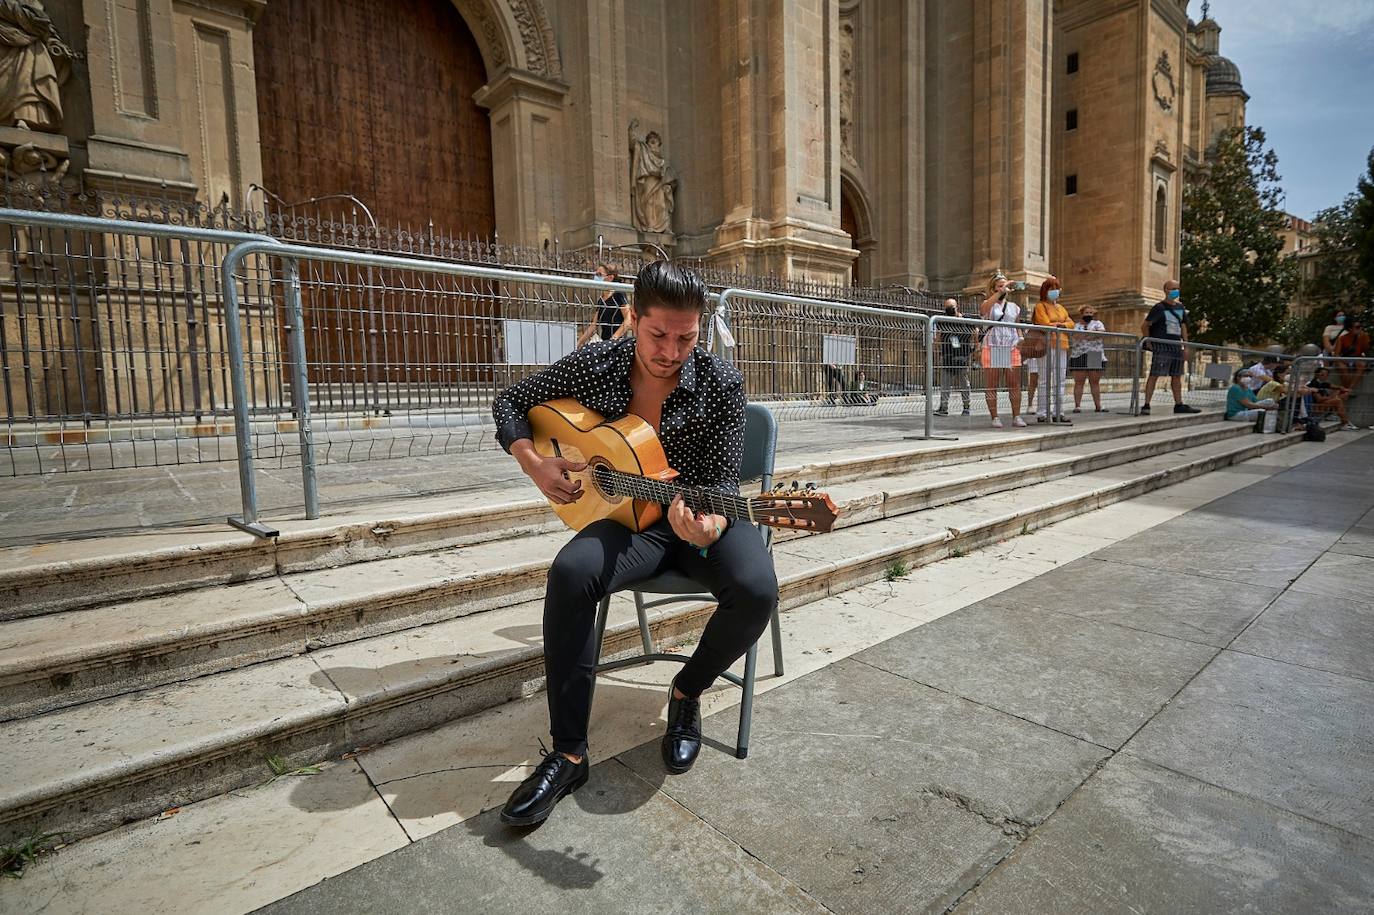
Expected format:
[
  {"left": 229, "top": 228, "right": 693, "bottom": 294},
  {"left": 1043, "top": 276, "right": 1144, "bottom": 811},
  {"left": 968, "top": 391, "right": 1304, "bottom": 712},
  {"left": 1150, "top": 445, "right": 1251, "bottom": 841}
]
[
  {"left": 839, "top": 175, "right": 873, "bottom": 286},
  {"left": 252, "top": 0, "right": 495, "bottom": 235}
]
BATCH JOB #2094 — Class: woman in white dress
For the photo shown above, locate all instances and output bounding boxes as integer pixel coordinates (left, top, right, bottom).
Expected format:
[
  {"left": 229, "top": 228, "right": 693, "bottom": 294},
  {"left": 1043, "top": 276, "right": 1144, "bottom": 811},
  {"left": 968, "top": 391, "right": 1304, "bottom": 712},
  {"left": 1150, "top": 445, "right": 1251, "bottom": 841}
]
[{"left": 979, "top": 273, "right": 1025, "bottom": 428}]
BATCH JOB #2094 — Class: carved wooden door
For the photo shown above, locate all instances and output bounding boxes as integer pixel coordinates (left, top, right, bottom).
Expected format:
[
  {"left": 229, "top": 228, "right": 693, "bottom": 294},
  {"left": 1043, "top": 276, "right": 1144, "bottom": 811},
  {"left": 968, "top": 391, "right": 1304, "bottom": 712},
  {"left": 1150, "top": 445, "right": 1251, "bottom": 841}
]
[{"left": 253, "top": 0, "right": 497, "bottom": 396}]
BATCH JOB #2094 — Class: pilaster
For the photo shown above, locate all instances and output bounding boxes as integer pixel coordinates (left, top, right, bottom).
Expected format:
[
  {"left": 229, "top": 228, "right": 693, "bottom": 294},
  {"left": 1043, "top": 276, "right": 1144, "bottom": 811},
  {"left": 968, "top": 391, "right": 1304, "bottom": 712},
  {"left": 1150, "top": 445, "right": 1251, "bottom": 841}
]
[{"left": 474, "top": 68, "right": 569, "bottom": 247}]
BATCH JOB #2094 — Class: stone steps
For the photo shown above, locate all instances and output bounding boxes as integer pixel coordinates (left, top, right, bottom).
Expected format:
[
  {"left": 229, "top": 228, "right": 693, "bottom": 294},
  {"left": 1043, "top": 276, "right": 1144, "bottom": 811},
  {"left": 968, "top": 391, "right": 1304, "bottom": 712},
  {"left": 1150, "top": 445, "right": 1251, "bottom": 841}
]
[
  {"left": 0, "top": 424, "right": 1300, "bottom": 846},
  {"left": 0, "top": 420, "right": 1248, "bottom": 723},
  {"left": 0, "top": 411, "right": 1219, "bottom": 620}
]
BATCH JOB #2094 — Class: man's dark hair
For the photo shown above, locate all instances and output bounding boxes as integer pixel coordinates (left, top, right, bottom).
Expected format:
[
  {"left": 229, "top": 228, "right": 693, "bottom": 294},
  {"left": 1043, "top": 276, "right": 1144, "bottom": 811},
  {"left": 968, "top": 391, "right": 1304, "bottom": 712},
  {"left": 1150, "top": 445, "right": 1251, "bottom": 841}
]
[{"left": 632, "top": 260, "right": 708, "bottom": 317}]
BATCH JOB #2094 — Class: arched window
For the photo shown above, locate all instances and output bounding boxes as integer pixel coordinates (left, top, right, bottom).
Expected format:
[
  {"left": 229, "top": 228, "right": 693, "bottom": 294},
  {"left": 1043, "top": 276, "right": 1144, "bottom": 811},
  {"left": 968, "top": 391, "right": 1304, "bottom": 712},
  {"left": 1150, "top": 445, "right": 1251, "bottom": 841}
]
[{"left": 1154, "top": 186, "right": 1168, "bottom": 254}]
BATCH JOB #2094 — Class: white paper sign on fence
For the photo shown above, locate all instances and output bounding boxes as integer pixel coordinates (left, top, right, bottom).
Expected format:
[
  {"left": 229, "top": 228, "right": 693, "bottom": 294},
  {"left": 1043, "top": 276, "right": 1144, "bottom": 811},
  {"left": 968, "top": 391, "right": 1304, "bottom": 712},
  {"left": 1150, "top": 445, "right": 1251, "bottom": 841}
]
[
  {"left": 822, "top": 333, "right": 858, "bottom": 366},
  {"left": 502, "top": 319, "right": 577, "bottom": 365}
]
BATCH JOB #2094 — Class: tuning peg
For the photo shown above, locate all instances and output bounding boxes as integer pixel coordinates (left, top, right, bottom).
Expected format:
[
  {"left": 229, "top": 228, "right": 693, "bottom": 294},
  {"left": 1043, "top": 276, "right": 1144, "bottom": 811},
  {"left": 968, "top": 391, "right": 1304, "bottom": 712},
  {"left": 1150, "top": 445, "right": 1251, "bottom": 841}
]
[
  {"left": 805, "top": 482, "right": 817, "bottom": 492},
  {"left": 790, "top": 480, "right": 800, "bottom": 490}
]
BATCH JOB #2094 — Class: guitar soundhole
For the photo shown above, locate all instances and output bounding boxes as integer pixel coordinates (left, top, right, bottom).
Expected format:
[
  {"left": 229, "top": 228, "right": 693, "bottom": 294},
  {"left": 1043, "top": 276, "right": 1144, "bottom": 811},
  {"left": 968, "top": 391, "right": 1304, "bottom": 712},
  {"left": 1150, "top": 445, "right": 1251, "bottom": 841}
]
[{"left": 590, "top": 461, "right": 621, "bottom": 504}]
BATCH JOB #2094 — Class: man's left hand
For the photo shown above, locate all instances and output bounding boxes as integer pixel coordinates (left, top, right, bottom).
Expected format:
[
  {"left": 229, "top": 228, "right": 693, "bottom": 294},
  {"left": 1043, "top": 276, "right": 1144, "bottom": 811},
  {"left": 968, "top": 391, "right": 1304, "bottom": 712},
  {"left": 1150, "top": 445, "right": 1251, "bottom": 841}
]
[{"left": 668, "top": 495, "right": 720, "bottom": 549}]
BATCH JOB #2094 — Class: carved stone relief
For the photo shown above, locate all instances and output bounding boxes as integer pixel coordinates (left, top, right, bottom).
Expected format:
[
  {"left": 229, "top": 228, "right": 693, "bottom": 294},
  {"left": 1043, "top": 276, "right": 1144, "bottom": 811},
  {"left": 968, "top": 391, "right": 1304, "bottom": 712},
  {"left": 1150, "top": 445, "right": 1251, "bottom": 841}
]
[
  {"left": 454, "top": 0, "right": 561, "bottom": 81},
  {"left": 1152, "top": 50, "right": 1175, "bottom": 112},
  {"left": 839, "top": 19, "right": 855, "bottom": 164}
]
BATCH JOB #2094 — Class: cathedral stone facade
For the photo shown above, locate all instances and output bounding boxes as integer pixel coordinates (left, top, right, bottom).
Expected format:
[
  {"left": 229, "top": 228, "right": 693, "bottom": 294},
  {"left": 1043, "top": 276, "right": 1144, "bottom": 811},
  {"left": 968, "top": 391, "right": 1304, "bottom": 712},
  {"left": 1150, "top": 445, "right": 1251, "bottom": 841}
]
[{"left": 24, "top": 0, "right": 1245, "bottom": 329}]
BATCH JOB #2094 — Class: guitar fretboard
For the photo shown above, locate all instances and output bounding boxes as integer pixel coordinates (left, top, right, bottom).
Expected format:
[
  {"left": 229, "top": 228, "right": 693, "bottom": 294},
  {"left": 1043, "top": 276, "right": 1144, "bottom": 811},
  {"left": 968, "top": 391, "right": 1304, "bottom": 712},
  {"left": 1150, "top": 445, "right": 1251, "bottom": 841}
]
[{"left": 592, "top": 466, "right": 754, "bottom": 521}]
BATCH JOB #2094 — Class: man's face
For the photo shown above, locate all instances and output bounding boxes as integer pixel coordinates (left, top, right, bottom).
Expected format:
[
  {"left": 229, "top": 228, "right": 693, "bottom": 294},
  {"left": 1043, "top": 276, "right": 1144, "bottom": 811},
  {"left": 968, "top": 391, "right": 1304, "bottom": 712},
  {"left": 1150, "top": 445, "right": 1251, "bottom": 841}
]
[{"left": 632, "top": 306, "right": 700, "bottom": 379}]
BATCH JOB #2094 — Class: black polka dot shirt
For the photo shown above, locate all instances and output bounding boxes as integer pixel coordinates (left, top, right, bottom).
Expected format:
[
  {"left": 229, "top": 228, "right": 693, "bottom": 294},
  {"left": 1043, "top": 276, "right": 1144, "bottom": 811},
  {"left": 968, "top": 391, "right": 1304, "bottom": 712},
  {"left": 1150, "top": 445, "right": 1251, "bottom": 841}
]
[{"left": 493, "top": 336, "right": 747, "bottom": 495}]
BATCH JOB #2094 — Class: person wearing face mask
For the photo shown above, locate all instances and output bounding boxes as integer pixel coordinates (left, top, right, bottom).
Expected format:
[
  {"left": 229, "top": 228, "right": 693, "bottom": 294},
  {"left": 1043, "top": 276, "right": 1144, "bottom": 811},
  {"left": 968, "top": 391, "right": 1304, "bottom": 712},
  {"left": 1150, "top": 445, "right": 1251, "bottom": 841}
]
[
  {"left": 575, "top": 263, "right": 632, "bottom": 347},
  {"left": 1031, "top": 276, "right": 1075, "bottom": 423},
  {"left": 1138, "top": 279, "right": 1201, "bottom": 415},
  {"left": 1070, "top": 305, "right": 1109, "bottom": 412},
  {"left": 934, "top": 299, "right": 972, "bottom": 416},
  {"left": 1322, "top": 310, "right": 1347, "bottom": 358},
  {"left": 979, "top": 272, "right": 1025, "bottom": 428}
]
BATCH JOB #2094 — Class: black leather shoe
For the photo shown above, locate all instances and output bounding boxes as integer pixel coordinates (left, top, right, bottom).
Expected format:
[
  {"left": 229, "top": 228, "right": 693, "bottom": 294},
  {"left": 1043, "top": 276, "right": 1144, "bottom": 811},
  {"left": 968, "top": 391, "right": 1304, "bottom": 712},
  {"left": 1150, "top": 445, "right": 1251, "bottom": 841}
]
[
  {"left": 500, "top": 748, "right": 589, "bottom": 827},
  {"left": 1173, "top": 403, "right": 1201, "bottom": 414},
  {"left": 661, "top": 684, "right": 702, "bottom": 774}
]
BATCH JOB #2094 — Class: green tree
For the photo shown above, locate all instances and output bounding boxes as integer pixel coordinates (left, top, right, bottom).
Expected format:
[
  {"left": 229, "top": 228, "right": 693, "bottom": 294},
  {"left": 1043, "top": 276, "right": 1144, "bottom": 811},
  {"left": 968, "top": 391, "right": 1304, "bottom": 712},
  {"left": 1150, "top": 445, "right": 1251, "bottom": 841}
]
[
  {"left": 1181, "top": 126, "right": 1298, "bottom": 346},
  {"left": 1356, "top": 147, "right": 1374, "bottom": 287}
]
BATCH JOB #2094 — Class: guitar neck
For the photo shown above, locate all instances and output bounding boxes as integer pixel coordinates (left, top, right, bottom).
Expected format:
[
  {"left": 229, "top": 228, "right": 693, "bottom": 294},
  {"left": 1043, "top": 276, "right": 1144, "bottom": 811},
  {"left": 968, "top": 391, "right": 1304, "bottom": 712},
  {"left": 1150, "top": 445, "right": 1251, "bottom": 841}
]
[{"left": 594, "top": 467, "right": 753, "bottom": 522}]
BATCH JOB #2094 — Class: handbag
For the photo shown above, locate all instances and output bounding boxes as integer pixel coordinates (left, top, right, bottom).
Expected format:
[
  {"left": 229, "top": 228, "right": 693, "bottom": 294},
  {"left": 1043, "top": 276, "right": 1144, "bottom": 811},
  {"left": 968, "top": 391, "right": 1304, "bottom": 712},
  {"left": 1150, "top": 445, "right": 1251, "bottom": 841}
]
[{"left": 1018, "top": 330, "right": 1047, "bottom": 360}]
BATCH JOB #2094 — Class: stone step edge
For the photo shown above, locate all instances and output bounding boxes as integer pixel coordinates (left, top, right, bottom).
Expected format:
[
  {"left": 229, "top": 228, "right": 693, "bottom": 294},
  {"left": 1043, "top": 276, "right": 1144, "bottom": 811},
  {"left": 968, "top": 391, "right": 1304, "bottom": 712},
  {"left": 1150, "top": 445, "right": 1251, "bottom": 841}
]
[
  {"left": 2, "top": 410, "right": 1220, "bottom": 619},
  {"left": 0, "top": 421, "right": 1250, "bottom": 720},
  {"left": 0, "top": 427, "right": 1296, "bottom": 847}
]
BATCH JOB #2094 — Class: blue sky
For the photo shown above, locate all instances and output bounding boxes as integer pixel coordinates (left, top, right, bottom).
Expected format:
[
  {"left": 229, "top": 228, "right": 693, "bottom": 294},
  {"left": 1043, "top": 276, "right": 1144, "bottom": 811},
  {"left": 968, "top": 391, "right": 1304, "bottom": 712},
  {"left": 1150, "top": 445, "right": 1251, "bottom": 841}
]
[{"left": 1206, "top": 0, "right": 1374, "bottom": 219}]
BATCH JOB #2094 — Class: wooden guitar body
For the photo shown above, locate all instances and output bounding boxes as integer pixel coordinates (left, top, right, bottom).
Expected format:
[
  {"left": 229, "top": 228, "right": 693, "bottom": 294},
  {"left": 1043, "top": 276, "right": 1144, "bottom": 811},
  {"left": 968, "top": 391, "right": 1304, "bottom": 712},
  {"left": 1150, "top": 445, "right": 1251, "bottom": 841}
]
[{"left": 528, "top": 398, "right": 678, "bottom": 532}]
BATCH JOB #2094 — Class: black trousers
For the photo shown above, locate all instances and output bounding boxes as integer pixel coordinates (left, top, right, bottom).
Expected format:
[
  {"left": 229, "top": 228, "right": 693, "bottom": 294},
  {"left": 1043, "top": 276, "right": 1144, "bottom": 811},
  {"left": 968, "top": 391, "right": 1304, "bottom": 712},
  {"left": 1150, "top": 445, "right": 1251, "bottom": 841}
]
[{"left": 543, "top": 517, "right": 779, "bottom": 757}]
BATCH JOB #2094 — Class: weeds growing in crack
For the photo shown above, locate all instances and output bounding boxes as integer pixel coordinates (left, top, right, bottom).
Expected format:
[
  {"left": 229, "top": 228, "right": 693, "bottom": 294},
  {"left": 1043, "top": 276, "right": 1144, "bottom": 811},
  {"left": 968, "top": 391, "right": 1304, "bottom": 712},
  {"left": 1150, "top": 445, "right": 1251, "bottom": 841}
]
[
  {"left": 884, "top": 558, "right": 910, "bottom": 581},
  {"left": 258, "top": 754, "right": 323, "bottom": 787},
  {"left": 1, "top": 832, "right": 64, "bottom": 879}
]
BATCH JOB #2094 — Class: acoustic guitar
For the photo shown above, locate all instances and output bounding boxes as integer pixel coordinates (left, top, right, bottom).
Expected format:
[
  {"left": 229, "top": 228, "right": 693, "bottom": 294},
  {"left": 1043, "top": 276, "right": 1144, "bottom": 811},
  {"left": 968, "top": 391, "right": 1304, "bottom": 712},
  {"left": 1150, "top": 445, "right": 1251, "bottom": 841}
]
[{"left": 527, "top": 398, "right": 839, "bottom": 535}]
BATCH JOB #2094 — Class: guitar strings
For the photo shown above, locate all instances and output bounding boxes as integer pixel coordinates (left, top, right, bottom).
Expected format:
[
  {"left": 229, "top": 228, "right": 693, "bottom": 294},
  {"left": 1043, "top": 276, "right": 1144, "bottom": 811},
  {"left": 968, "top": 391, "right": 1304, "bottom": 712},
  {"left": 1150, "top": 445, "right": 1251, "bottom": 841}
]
[{"left": 594, "top": 467, "right": 755, "bottom": 518}]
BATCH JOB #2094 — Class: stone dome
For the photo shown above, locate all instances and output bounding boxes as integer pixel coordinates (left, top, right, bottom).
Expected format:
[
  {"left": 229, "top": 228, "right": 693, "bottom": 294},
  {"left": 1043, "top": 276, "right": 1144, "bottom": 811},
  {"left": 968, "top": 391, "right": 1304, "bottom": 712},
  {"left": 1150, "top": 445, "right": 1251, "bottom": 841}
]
[{"left": 1206, "top": 55, "right": 1246, "bottom": 96}]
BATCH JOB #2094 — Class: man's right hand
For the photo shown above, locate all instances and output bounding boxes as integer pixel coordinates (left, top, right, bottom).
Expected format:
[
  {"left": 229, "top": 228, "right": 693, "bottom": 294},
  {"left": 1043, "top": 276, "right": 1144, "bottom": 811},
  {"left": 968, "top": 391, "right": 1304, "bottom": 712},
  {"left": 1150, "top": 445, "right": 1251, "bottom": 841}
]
[{"left": 513, "top": 441, "right": 587, "bottom": 504}]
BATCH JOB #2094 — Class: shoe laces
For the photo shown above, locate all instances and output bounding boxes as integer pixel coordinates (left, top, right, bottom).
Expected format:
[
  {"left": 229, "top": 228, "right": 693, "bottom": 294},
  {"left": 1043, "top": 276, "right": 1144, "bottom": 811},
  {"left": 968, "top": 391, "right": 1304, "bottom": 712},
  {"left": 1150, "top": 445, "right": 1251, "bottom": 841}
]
[
  {"left": 533, "top": 739, "right": 573, "bottom": 779},
  {"left": 668, "top": 694, "right": 701, "bottom": 740}
]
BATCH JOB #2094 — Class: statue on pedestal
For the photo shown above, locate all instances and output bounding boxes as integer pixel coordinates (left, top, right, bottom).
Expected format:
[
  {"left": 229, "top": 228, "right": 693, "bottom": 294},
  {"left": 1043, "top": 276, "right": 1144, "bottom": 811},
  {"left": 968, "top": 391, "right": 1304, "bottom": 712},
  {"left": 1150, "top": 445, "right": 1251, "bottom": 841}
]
[
  {"left": 0, "top": 0, "right": 73, "bottom": 132},
  {"left": 628, "top": 118, "right": 676, "bottom": 235}
]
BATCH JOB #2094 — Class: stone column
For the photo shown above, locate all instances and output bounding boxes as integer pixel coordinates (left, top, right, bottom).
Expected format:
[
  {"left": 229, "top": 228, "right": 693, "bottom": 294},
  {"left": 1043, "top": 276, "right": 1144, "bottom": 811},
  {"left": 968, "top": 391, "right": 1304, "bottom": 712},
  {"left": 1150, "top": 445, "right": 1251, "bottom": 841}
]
[
  {"left": 968, "top": 0, "right": 1052, "bottom": 293},
  {"left": 708, "top": 0, "right": 855, "bottom": 282},
  {"left": 474, "top": 69, "right": 569, "bottom": 248},
  {"left": 868, "top": 0, "right": 926, "bottom": 288}
]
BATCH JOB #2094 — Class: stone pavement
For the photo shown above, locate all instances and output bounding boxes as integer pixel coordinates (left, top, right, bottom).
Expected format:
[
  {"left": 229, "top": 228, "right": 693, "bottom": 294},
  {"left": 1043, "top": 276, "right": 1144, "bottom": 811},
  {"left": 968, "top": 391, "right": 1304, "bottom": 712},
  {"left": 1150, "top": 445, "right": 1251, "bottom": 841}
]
[{"left": 254, "top": 436, "right": 1374, "bottom": 914}]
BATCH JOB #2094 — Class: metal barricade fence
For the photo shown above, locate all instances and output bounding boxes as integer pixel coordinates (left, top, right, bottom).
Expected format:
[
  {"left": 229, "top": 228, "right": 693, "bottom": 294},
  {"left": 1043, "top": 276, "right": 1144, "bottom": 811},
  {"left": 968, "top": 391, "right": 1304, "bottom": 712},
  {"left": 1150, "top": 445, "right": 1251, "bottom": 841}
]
[
  {"left": 716, "top": 287, "right": 931, "bottom": 423},
  {"left": 219, "top": 239, "right": 653, "bottom": 534},
  {"left": 0, "top": 208, "right": 283, "bottom": 477},
  {"left": 1130, "top": 338, "right": 1284, "bottom": 416},
  {"left": 926, "top": 315, "right": 1140, "bottom": 432},
  {"left": 1284, "top": 355, "right": 1374, "bottom": 433}
]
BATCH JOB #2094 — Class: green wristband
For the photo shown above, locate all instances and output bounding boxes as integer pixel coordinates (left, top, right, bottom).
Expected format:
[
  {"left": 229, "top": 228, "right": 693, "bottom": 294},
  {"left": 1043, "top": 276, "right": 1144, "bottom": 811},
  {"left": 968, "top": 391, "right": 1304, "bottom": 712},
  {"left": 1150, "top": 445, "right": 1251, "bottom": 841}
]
[{"left": 698, "top": 523, "right": 722, "bottom": 558}]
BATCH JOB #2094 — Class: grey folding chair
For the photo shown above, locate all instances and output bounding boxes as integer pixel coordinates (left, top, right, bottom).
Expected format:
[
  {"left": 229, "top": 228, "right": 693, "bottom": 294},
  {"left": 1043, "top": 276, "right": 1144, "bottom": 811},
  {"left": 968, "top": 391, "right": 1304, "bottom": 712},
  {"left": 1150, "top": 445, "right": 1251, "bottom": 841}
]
[{"left": 591, "top": 403, "right": 784, "bottom": 759}]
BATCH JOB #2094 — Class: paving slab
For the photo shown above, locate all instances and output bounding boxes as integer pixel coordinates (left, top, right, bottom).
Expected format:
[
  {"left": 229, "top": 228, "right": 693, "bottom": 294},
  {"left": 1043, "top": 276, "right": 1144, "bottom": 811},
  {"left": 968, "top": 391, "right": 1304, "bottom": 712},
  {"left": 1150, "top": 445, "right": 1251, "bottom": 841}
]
[
  {"left": 1287, "top": 550, "right": 1374, "bottom": 604},
  {"left": 1090, "top": 518, "right": 1329, "bottom": 590},
  {"left": 1330, "top": 524, "right": 1374, "bottom": 559},
  {"left": 958, "top": 754, "right": 1374, "bottom": 915},
  {"left": 854, "top": 603, "right": 1218, "bottom": 749},
  {"left": 258, "top": 758, "right": 828, "bottom": 915},
  {"left": 1231, "top": 589, "right": 1374, "bottom": 682},
  {"left": 1127, "top": 649, "right": 1374, "bottom": 839},
  {"left": 974, "top": 555, "right": 1280, "bottom": 647},
  {"left": 618, "top": 657, "right": 1108, "bottom": 915},
  {"left": 1, "top": 760, "right": 409, "bottom": 915}
]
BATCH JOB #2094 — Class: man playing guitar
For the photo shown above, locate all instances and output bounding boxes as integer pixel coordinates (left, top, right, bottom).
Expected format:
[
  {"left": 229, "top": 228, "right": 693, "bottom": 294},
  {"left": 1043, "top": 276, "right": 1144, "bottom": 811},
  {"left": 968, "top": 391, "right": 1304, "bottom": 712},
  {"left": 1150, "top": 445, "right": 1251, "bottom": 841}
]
[{"left": 492, "top": 260, "right": 778, "bottom": 826}]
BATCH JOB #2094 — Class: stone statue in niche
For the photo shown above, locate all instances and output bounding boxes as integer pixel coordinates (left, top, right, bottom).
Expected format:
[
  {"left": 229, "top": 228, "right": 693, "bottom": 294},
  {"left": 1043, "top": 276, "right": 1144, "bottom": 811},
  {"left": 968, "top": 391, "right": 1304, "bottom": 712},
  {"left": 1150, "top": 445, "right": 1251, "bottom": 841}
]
[
  {"left": 628, "top": 119, "right": 677, "bottom": 235},
  {"left": 0, "top": 0, "right": 74, "bottom": 132}
]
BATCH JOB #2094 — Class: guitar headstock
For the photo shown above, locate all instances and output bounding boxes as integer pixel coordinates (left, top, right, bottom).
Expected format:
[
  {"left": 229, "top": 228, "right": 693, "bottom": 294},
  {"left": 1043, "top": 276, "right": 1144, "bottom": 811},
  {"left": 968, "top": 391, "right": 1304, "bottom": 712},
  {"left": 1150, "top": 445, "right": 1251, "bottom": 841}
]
[{"left": 751, "top": 481, "right": 840, "bottom": 533}]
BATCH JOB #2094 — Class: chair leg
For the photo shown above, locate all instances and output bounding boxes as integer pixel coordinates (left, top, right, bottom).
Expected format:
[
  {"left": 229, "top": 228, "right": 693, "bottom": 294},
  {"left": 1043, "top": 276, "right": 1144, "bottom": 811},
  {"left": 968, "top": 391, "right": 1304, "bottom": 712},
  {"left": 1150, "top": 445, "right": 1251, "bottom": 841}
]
[
  {"left": 769, "top": 605, "right": 785, "bottom": 677},
  {"left": 633, "top": 590, "right": 655, "bottom": 656},
  {"left": 735, "top": 642, "right": 758, "bottom": 759},
  {"left": 585, "top": 594, "right": 614, "bottom": 726}
]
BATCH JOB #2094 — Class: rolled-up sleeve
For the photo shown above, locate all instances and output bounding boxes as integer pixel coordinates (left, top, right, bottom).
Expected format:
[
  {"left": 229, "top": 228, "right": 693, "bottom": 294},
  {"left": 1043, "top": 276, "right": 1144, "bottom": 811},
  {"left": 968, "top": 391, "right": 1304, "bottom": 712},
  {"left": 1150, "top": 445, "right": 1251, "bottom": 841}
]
[{"left": 491, "top": 351, "right": 582, "bottom": 453}]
